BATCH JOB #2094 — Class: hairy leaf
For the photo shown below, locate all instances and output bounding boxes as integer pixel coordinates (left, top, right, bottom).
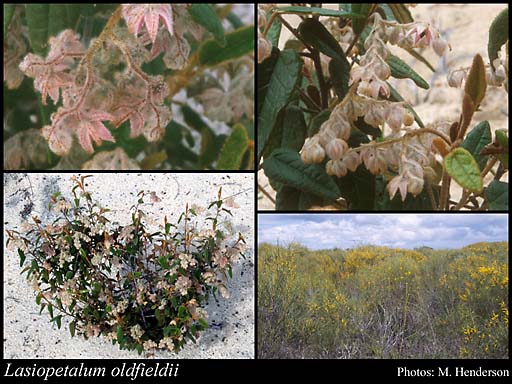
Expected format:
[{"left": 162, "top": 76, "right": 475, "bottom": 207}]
[
  {"left": 199, "top": 26, "right": 254, "bottom": 67},
  {"left": 388, "top": 3, "right": 413, "bottom": 24},
  {"left": 298, "top": 18, "right": 344, "bottom": 59},
  {"left": 281, "top": 106, "right": 307, "bottom": 152},
  {"left": 188, "top": 4, "right": 225, "bottom": 46},
  {"left": 265, "top": 11, "right": 281, "bottom": 47},
  {"left": 488, "top": 7, "right": 509, "bottom": 71},
  {"left": 25, "top": 4, "right": 50, "bottom": 56},
  {"left": 444, "top": 148, "right": 483, "bottom": 193},
  {"left": 461, "top": 120, "right": 492, "bottom": 171},
  {"left": 217, "top": 124, "right": 249, "bottom": 170},
  {"left": 464, "top": 54, "right": 487, "bottom": 108},
  {"left": 329, "top": 56, "right": 351, "bottom": 100},
  {"left": 257, "top": 50, "right": 302, "bottom": 161},
  {"left": 387, "top": 54, "right": 429, "bottom": 89},
  {"left": 263, "top": 149, "right": 341, "bottom": 201},
  {"left": 485, "top": 181, "right": 508, "bottom": 210},
  {"left": 272, "top": 6, "right": 365, "bottom": 18},
  {"left": 4, "top": 4, "right": 15, "bottom": 34},
  {"left": 308, "top": 109, "right": 331, "bottom": 137},
  {"left": 351, "top": 4, "right": 373, "bottom": 35},
  {"left": 276, "top": 186, "right": 301, "bottom": 211}
]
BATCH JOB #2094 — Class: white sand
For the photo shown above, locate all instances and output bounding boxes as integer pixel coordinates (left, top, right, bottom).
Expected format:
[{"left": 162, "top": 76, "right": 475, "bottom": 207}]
[{"left": 3, "top": 173, "right": 254, "bottom": 359}]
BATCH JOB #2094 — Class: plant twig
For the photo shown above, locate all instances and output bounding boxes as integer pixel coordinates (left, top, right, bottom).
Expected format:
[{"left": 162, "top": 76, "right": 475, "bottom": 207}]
[{"left": 258, "top": 183, "right": 276, "bottom": 205}]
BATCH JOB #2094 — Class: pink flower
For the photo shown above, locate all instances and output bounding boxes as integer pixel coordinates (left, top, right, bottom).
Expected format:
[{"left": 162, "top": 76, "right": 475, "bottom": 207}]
[
  {"left": 387, "top": 173, "right": 409, "bottom": 202},
  {"left": 77, "top": 110, "right": 116, "bottom": 154},
  {"left": 122, "top": 4, "right": 174, "bottom": 43}
]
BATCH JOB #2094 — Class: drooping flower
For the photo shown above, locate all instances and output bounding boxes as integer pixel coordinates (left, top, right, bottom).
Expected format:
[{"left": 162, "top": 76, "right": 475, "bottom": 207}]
[
  {"left": 122, "top": 4, "right": 174, "bottom": 43},
  {"left": 77, "top": 110, "right": 116, "bottom": 154}
]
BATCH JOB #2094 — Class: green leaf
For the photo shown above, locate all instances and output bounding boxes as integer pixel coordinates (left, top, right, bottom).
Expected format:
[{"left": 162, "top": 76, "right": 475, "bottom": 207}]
[
  {"left": 387, "top": 54, "right": 429, "bottom": 89},
  {"left": 387, "top": 82, "right": 425, "bottom": 128},
  {"left": 464, "top": 54, "right": 487, "bottom": 108},
  {"left": 275, "top": 186, "right": 301, "bottom": 210},
  {"left": 388, "top": 3, "right": 413, "bottom": 24},
  {"left": 308, "top": 110, "right": 331, "bottom": 137},
  {"left": 444, "top": 148, "right": 483, "bottom": 193},
  {"left": 198, "top": 318, "right": 208, "bottom": 329},
  {"left": 298, "top": 18, "right": 344, "bottom": 59},
  {"left": 69, "top": 321, "right": 76, "bottom": 337},
  {"left": 48, "top": 303, "right": 54, "bottom": 319},
  {"left": 494, "top": 130, "right": 509, "bottom": 169},
  {"left": 485, "top": 181, "right": 508, "bottom": 210},
  {"left": 265, "top": 11, "right": 281, "bottom": 47},
  {"left": 199, "top": 26, "right": 254, "bottom": 67},
  {"left": 461, "top": 120, "right": 492, "bottom": 171},
  {"left": 48, "top": 5, "right": 70, "bottom": 38},
  {"left": 257, "top": 50, "right": 302, "bottom": 161},
  {"left": 36, "top": 293, "right": 42, "bottom": 306},
  {"left": 262, "top": 149, "right": 341, "bottom": 201},
  {"left": 217, "top": 124, "right": 249, "bottom": 170},
  {"left": 402, "top": 47, "right": 436, "bottom": 72},
  {"left": 116, "top": 325, "right": 124, "bottom": 342},
  {"left": 54, "top": 315, "right": 62, "bottom": 329},
  {"left": 188, "top": 4, "right": 225, "bottom": 46},
  {"left": 25, "top": 4, "right": 50, "bottom": 56},
  {"left": 18, "top": 249, "right": 26, "bottom": 267},
  {"left": 488, "top": 7, "right": 509, "bottom": 71},
  {"left": 4, "top": 4, "right": 15, "bottom": 34},
  {"left": 281, "top": 106, "right": 307, "bottom": 152},
  {"left": 329, "top": 55, "right": 351, "bottom": 100},
  {"left": 272, "top": 6, "right": 365, "bottom": 18},
  {"left": 351, "top": 4, "right": 373, "bottom": 35}
]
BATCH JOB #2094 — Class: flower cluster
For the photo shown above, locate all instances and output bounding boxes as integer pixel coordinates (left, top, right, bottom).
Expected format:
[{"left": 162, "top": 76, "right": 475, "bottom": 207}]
[
  {"left": 6, "top": 175, "right": 247, "bottom": 354},
  {"left": 299, "top": 12, "right": 450, "bottom": 201},
  {"left": 257, "top": 4, "right": 274, "bottom": 63},
  {"left": 16, "top": 4, "right": 205, "bottom": 157}
]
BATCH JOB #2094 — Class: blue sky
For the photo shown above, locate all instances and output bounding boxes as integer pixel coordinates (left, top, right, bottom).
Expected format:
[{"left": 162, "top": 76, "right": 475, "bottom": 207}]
[{"left": 258, "top": 214, "right": 508, "bottom": 249}]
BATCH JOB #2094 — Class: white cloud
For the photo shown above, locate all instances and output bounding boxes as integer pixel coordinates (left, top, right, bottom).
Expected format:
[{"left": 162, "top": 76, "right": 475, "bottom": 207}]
[{"left": 258, "top": 214, "right": 508, "bottom": 249}]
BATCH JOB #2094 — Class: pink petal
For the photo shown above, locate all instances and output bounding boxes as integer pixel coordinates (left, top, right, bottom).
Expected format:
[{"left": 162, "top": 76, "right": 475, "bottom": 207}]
[
  {"left": 78, "top": 121, "right": 94, "bottom": 154},
  {"left": 91, "top": 121, "right": 115, "bottom": 144},
  {"left": 144, "top": 8, "right": 161, "bottom": 43},
  {"left": 157, "top": 5, "right": 173, "bottom": 36},
  {"left": 129, "top": 111, "right": 144, "bottom": 138}
]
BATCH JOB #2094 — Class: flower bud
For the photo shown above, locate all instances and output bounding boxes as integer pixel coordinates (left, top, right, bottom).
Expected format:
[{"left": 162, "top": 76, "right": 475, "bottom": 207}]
[
  {"left": 364, "top": 103, "right": 385, "bottom": 127},
  {"left": 343, "top": 150, "right": 361, "bottom": 172},
  {"left": 318, "top": 121, "right": 337, "bottom": 146},
  {"left": 257, "top": 37, "right": 272, "bottom": 63},
  {"left": 447, "top": 70, "right": 465, "bottom": 88},
  {"left": 403, "top": 110, "right": 414, "bottom": 126},
  {"left": 326, "top": 159, "right": 348, "bottom": 177},
  {"left": 374, "top": 62, "right": 391, "bottom": 80},
  {"left": 432, "top": 38, "right": 447, "bottom": 56},
  {"left": 300, "top": 137, "right": 325, "bottom": 164},
  {"left": 326, "top": 138, "right": 348, "bottom": 161},
  {"left": 385, "top": 105, "right": 405, "bottom": 131},
  {"left": 406, "top": 173, "right": 424, "bottom": 196},
  {"left": 386, "top": 26, "right": 402, "bottom": 45}
]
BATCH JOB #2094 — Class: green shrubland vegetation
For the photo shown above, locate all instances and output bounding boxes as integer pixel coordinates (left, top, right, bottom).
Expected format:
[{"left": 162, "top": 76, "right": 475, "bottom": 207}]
[{"left": 258, "top": 241, "right": 508, "bottom": 359}]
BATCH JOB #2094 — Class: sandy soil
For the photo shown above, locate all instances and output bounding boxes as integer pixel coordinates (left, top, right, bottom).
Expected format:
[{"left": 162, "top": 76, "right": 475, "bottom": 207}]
[
  {"left": 258, "top": 4, "right": 508, "bottom": 210},
  {"left": 3, "top": 173, "right": 254, "bottom": 359}
]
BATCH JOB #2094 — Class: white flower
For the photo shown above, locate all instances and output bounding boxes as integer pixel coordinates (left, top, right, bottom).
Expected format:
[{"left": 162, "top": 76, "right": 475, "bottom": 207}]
[
  {"left": 130, "top": 324, "right": 144, "bottom": 340},
  {"left": 178, "top": 253, "right": 197, "bottom": 269},
  {"left": 158, "top": 336, "right": 175, "bottom": 351},
  {"left": 202, "top": 271, "right": 217, "bottom": 285},
  {"left": 91, "top": 252, "right": 102, "bottom": 266},
  {"left": 175, "top": 276, "right": 191, "bottom": 296}
]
